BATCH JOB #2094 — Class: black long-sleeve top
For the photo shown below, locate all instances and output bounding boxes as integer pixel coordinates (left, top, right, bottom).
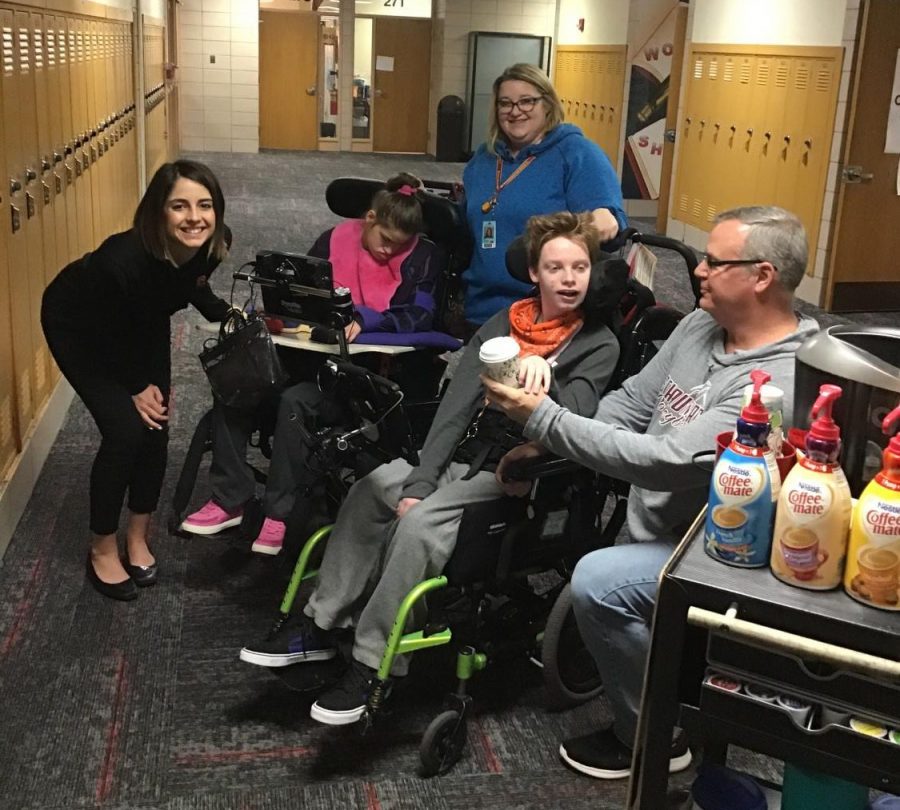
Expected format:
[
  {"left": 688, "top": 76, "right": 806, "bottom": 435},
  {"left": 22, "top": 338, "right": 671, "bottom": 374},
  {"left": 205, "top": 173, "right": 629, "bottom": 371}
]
[{"left": 42, "top": 227, "right": 232, "bottom": 394}]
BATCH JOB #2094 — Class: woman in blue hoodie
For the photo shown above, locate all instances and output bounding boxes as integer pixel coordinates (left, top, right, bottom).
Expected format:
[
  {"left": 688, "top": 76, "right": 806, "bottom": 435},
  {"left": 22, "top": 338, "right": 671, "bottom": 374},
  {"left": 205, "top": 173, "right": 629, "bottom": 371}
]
[{"left": 462, "top": 62, "right": 627, "bottom": 329}]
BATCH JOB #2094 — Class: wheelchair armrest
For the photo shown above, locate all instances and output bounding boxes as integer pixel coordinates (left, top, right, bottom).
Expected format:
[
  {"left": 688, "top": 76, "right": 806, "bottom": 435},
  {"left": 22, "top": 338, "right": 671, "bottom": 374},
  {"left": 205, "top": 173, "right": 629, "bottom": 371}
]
[{"left": 502, "top": 455, "right": 584, "bottom": 481}]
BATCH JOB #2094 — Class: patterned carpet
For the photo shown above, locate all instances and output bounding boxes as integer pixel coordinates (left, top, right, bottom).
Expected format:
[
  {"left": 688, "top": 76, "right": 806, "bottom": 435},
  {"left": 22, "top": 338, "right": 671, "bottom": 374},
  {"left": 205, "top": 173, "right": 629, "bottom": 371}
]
[{"left": 0, "top": 150, "right": 884, "bottom": 810}]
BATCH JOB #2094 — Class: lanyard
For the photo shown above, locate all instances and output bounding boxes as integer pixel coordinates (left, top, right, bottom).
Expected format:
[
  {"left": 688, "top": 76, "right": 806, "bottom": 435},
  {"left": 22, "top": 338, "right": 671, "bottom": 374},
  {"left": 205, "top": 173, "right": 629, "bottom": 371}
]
[{"left": 481, "top": 155, "right": 537, "bottom": 214}]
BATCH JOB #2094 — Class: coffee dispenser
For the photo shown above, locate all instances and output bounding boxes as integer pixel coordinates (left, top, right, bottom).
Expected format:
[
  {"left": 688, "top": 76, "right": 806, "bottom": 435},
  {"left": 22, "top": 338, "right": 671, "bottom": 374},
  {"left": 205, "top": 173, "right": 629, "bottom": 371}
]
[{"left": 794, "top": 324, "right": 900, "bottom": 496}]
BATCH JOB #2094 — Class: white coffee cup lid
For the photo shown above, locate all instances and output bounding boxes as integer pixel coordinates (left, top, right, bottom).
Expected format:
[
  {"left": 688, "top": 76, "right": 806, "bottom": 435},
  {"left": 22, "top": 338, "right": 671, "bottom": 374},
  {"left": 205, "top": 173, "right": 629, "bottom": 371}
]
[{"left": 479, "top": 336, "right": 520, "bottom": 364}]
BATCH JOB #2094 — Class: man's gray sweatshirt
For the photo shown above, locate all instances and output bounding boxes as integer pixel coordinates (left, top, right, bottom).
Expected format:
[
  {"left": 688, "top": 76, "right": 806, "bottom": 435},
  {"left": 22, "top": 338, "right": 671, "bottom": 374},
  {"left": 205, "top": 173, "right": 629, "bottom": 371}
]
[{"left": 524, "top": 309, "right": 820, "bottom": 542}]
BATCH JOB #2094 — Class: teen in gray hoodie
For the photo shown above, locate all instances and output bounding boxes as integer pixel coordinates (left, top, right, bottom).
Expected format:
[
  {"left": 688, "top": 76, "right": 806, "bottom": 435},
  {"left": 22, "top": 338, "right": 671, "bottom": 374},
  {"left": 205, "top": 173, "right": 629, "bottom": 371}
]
[{"left": 484, "top": 206, "right": 819, "bottom": 781}]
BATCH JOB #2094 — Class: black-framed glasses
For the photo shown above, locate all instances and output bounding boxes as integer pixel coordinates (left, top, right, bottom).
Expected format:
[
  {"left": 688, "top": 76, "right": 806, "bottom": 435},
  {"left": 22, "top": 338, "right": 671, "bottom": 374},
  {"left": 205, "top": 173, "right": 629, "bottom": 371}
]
[
  {"left": 496, "top": 96, "right": 543, "bottom": 114},
  {"left": 699, "top": 253, "right": 768, "bottom": 270}
]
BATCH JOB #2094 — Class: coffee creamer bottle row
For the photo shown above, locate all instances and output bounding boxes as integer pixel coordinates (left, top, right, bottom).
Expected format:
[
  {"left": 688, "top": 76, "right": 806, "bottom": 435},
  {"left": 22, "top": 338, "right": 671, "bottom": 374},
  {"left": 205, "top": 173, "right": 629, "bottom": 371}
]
[
  {"left": 845, "top": 403, "right": 900, "bottom": 611},
  {"left": 705, "top": 370, "right": 781, "bottom": 567},
  {"left": 771, "top": 385, "right": 852, "bottom": 590}
]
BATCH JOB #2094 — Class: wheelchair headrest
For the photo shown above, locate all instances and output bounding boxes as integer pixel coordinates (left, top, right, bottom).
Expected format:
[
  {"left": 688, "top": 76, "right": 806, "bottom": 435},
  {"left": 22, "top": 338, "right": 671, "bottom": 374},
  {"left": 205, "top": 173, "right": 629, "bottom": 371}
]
[
  {"left": 504, "top": 236, "right": 630, "bottom": 327},
  {"left": 325, "top": 177, "right": 460, "bottom": 245}
]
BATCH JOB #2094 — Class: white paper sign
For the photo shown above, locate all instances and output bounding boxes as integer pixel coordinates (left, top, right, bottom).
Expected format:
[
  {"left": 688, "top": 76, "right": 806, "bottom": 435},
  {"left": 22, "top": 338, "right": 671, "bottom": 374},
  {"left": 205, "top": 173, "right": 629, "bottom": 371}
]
[
  {"left": 885, "top": 49, "right": 900, "bottom": 154},
  {"left": 375, "top": 55, "right": 394, "bottom": 72}
]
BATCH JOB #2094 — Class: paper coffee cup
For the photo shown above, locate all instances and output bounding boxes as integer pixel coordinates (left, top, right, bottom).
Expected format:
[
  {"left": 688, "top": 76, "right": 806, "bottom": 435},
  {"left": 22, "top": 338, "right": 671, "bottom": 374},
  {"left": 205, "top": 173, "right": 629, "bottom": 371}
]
[{"left": 479, "top": 336, "right": 520, "bottom": 387}]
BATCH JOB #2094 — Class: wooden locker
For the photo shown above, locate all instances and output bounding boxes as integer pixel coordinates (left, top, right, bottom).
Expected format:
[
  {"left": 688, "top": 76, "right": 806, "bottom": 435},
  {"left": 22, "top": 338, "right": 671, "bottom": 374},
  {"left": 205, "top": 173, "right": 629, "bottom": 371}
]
[
  {"left": 14, "top": 9, "right": 52, "bottom": 412},
  {"left": 89, "top": 19, "right": 110, "bottom": 240},
  {"left": 774, "top": 58, "right": 813, "bottom": 231},
  {"left": 71, "top": 17, "right": 95, "bottom": 256},
  {"left": 0, "top": 7, "right": 36, "bottom": 438},
  {"left": 674, "top": 52, "right": 718, "bottom": 229},
  {"left": 795, "top": 57, "right": 841, "bottom": 262},
  {"left": 43, "top": 15, "right": 71, "bottom": 276},
  {"left": 555, "top": 51, "right": 574, "bottom": 121},
  {"left": 55, "top": 19, "right": 79, "bottom": 262},
  {"left": 0, "top": 29, "right": 19, "bottom": 472},
  {"left": 750, "top": 56, "right": 789, "bottom": 206}
]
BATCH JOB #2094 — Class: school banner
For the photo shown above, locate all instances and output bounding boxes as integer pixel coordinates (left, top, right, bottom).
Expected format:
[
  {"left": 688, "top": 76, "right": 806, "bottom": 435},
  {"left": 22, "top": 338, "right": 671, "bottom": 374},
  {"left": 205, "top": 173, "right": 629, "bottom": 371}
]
[{"left": 622, "top": 8, "right": 679, "bottom": 200}]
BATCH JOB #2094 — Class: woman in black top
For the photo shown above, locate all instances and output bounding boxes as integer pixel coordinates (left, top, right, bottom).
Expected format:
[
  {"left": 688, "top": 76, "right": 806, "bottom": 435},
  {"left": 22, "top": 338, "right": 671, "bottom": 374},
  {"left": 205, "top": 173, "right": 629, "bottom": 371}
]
[{"left": 41, "top": 160, "right": 232, "bottom": 601}]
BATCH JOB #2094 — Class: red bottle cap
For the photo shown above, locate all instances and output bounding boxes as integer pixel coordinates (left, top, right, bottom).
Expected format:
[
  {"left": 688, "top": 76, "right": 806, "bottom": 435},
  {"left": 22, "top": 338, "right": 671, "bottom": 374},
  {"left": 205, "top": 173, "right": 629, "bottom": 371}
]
[
  {"left": 808, "top": 384, "right": 842, "bottom": 443},
  {"left": 883, "top": 404, "right": 900, "bottom": 454},
  {"left": 740, "top": 369, "right": 771, "bottom": 425}
]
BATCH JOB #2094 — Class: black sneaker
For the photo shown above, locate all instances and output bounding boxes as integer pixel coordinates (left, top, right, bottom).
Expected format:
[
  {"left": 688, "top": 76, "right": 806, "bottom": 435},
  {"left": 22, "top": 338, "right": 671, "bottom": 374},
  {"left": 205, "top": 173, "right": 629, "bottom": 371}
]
[
  {"left": 310, "top": 659, "right": 389, "bottom": 726},
  {"left": 559, "top": 727, "right": 691, "bottom": 780},
  {"left": 239, "top": 615, "right": 337, "bottom": 667}
]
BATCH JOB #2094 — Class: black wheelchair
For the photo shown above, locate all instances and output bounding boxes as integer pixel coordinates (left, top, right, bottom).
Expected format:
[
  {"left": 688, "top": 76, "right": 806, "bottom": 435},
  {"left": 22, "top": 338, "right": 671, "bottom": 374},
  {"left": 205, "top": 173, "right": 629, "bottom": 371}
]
[{"left": 236, "top": 228, "right": 700, "bottom": 776}]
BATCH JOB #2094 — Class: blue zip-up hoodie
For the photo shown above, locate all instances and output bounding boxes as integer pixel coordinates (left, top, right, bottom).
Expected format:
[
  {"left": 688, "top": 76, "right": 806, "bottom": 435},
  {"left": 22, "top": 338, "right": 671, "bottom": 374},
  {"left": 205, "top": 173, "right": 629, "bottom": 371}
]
[{"left": 461, "top": 123, "right": 626, "bottom": 325}]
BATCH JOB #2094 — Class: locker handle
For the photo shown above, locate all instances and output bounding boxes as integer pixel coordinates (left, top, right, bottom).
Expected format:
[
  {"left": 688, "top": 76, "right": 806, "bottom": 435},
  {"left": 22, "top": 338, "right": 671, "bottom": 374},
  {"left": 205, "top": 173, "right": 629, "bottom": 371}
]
[
  {"left": 685, "top": 117, "right": 692, "bottom": 124},
  {"left": 9, "top": 178, "right": 22, "bottom": 194},
  {"left": 804, "top": 138, "right": 812, "bottom": 148},
  {"left": 729, "top": 124, "right": 736, "bottom": 132},
  {"left": 700, "top": 119, "right": 706, "bottom": 126},
  {"left": 746, "top": 128, "right": 753, "bottom": 136},
  {"left": 41, "top": 157, "right": 51, "bottom": 173},
  {"left": 764, "top": 131, "right": 772, "bottom": 139},
  {"left": 784, "top": 135, "right": 791, "bottom": 143},
  {"left": 53, "top": 152, "right": 62, "bottom": 164},
  {"left": 64, "top": 145, "right": 73, "bottom": 155},
  {"left": 609, "top": 107, "right": 614, "bottom": 114},
  {"left": 24, "top": 167, "right": 37, "bottom": 182},
  {"left": 714, "top": 122, "right": 720, "bottom": 129}
]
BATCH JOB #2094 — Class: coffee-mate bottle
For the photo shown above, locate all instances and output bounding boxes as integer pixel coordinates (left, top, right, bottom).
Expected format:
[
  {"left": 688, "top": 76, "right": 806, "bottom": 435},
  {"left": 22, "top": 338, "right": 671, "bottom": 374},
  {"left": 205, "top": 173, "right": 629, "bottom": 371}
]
[
  {"left": 705, "top": 369, "right": 781, "bottom": 567},
  {"left": 771, "top": 385, "right": 852, "bottom": 590},
  {"left": 844, "top": 403, "right": 900, "bottom": 610}
]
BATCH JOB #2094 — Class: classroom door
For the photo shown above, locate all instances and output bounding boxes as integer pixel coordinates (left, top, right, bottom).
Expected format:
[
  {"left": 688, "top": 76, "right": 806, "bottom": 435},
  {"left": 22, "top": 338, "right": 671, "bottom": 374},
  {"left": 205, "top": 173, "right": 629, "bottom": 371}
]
[
  {"left": 259, "top": 11, "right": 318, "bottom": 150},
  {"left": 372, "top": 17, "right": 430, "bottom": 153},
  {"left": 827, "top": 0, "right": 900, "bottom": 311}
]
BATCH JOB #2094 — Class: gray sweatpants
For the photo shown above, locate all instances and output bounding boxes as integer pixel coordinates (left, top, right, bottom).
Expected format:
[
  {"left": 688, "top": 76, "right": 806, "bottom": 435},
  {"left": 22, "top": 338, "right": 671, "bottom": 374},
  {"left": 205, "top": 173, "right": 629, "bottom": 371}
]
[{"left": 304, "top": 457, "right": 506, "bottom": 675}]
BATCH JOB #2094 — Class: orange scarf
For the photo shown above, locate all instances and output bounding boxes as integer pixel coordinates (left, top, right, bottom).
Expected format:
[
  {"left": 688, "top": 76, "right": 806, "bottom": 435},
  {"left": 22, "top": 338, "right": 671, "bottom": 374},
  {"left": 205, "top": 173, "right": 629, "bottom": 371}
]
[{"left": 507, "top": 298, "right": 583, "bottom": 358}]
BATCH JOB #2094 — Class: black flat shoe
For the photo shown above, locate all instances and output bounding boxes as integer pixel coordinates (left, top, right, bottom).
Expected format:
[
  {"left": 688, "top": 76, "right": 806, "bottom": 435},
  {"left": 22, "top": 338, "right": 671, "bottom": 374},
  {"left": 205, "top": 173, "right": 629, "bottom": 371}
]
[
  {"left": 86, "top": 555, "right": 138, "bottom": 601},
  {"left": 124, "top": 560, "right": 158, "bottom": 587}
]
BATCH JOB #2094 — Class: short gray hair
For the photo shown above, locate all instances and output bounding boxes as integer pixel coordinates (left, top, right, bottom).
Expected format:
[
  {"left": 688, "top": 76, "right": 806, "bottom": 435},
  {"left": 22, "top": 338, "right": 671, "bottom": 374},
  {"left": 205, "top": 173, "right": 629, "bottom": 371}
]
[{"left": 714, "top": 206, "right": 808, "bottom": 291}]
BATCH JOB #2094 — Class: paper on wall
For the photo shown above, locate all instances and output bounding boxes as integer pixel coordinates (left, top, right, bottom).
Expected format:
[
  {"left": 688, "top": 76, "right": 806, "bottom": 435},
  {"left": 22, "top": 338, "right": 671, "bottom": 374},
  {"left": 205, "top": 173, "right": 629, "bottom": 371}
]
[
  {"left": 885, "top": 49, "right": 900, "bottom": 153},
  {"left": 376, "top": 55, "right": 394, "bottom": 72}
]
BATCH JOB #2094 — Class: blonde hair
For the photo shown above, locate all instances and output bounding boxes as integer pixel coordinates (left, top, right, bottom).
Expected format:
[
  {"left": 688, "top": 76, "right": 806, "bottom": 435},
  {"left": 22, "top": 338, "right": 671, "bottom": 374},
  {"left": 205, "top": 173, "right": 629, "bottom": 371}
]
[{"left": 486, "top": 63, "right": 564, "bottom": 155}]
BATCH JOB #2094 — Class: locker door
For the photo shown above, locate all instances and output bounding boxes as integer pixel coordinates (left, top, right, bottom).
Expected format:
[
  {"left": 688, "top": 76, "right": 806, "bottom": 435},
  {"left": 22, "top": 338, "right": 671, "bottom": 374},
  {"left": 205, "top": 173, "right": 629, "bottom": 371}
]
[
  {"left": 70, "top": 17, "right": 94, "bottom": 255},
  {"left": 605, "top": 50, "right": 625, "bottom": 162},
  {"left": 14, "top": 9, "right": 51, "bottom": 411},
  {"left": 0, "top": 8, "right": 35, "bottom": 438},
  {"left": 775, "top": 58, "right": 812, "bottom": 233},
  {"left": 751, "top": 56, "right": 789, "bottom": 205},
  {"left": 55, "top": 18, "right": 79, "bottom": 263},
  {"left": 90, "top": 19, "right": 110, "bottom": 238},
  {"left": 0, "top": 35, "right": 19, "bottom": 472},
  {"left": 84, "top": 19, "right": 102, "bottom": 245},
  {"left": 797, "top": 57, "right": 840, "bottom": 256},
  {"left": 555, "top": 51, "right": 574, "bottom": 124},
  {"left": 44, "top": 15, "right": 70, "bottom": 276},
  {"left": 675, "top": 52, "right": 716, "bottom": 229},
  {"left": 721, "top": 54, "right": 759, "bottom": 218}
]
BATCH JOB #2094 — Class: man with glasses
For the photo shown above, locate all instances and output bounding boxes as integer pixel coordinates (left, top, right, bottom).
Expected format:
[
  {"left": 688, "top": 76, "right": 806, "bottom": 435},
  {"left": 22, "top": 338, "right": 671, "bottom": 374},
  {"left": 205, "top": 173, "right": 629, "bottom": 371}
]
[{"left": 482, "top": 205, "right": 819, "bottom": 780}]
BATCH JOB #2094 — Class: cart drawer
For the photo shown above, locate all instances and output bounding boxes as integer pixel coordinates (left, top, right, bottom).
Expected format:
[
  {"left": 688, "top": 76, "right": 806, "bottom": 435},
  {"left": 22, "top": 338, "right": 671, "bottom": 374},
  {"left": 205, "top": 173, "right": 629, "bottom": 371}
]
[{"left": 708, "top": 633, "right": 900, "bottom": 724}]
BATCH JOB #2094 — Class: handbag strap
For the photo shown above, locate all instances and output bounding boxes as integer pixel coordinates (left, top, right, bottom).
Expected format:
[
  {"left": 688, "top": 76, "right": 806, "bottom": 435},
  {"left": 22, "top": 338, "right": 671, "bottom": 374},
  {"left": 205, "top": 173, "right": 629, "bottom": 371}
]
[{"left": 219, "top": 307, "right": 248, "bottom": 341}]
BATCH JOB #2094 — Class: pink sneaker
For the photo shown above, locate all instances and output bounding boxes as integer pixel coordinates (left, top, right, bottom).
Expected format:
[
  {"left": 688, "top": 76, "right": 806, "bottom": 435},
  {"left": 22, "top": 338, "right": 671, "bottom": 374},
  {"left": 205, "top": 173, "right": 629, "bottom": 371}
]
[
  {"left": 251, "top": 517, "right": 286, "bottom": 555},
  {"left": 180, "top": 500, "right": 243, "bottom": 535}
]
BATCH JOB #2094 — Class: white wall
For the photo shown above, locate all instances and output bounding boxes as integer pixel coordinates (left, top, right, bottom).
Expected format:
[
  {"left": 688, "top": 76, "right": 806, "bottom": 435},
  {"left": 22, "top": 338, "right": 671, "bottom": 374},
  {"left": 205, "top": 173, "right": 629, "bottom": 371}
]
[
  {"left": 691, "top": 0, "right": 847, "bottom": 46},
  {"left": 178, "top": 0, "right": 260, "bottom": 153},
  {"left": 557, "top": 0, "right": 628, "bottom": 46}
]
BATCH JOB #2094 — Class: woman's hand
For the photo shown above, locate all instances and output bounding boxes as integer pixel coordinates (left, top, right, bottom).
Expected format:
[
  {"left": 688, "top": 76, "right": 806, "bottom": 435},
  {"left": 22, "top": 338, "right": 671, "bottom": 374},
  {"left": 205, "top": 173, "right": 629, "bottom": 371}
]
[
  {"left": 518, "top": 355, "right": 551, "bottom": 395},
  {"left": 344, "top": 320, "right": 363, "bottom": 343},
  {"left": 495, "top": 442, "right": 546, "bottom": 497},
  {"left": 591, "top": 207, "right": 620, "bottom": 242},
  {"left": 396, "top": 497, "right": 421, "bottom": 518},
  {"left": 481, "top": 375, "right": 546, "bottom": 424},
  {"left": 132, "top": 384, "right": 168, "bottom": 430}
]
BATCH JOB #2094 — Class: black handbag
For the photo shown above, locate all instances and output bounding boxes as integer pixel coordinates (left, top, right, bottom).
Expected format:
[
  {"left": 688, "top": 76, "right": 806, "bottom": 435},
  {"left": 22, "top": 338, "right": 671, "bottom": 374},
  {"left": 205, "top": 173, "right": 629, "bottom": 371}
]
[{"left": 199, "top": 310, "right": 288, "bottom": 410}]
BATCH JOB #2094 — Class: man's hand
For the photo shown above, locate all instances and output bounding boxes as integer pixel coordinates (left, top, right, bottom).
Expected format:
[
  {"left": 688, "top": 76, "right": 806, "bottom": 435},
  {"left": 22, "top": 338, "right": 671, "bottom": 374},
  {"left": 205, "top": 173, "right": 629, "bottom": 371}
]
[
  {"left": 495, "top": 441, "right": 546, "bottom": 497},
  {"left": 396, "top": 497, "right": 421, "bottom": 519},
  {"left": 132, "top": 384, "right": 168, "bottom": 430},
  {"left": 481, "top": 375, "right": 547, "bottom": 424},
  {"left": 344, "top": 320, "right": 363, "bottom": 343},
  {"left": 518, "top": 355, "right": 551, "bottom": 394}
]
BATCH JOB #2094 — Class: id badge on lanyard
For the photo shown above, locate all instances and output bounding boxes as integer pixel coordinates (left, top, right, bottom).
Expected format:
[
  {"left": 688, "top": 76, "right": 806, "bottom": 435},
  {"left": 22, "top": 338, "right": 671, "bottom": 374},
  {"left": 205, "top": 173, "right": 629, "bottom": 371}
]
[{"left": 482, "top": 220, "right": 497, "bottom": 249}]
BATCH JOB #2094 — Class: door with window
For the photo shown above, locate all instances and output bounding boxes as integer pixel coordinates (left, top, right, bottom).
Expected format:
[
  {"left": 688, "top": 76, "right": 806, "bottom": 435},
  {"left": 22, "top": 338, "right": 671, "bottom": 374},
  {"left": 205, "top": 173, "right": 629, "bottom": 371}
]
[
  {"left": 259, "top": 11, "right": 318, "bottom": 150},
  {"left": 827, "top": 0, "right": 900, "bottom": 311},
  {"left": 372, "top": 16, "right": 430, "bottom": 153}
]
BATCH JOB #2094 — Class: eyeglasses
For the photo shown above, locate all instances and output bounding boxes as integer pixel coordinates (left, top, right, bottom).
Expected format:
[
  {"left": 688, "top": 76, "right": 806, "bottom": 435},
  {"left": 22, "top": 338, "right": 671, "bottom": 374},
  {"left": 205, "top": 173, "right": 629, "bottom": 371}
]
[
  {"left": 699, "top": 253, "right": 769, "bottom": 271},
  {"left": 496, "top": 96, "right": 543, "bottom": 114}
]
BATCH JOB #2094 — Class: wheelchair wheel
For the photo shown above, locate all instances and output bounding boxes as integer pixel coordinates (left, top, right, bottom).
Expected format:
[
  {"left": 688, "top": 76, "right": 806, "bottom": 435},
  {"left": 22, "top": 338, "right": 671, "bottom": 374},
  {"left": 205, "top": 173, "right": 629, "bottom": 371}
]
[
  {"left": 419, "top": 710, "right": 467, "bottom": 776},
  {"left": 541, "top": 583, "right": 604, "bottom": 710}
]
